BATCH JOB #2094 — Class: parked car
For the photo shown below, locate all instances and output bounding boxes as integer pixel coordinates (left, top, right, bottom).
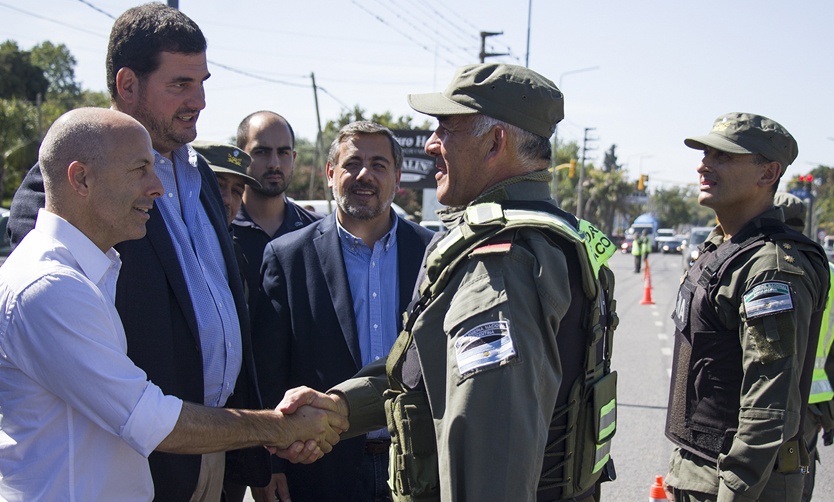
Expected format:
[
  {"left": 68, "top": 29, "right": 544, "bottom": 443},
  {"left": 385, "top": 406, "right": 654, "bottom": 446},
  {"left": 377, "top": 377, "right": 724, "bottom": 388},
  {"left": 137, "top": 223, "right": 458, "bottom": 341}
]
[
  {"left": 660, "top": 236, "right": 685, "bottom": 254},
  {"left": 620, "top": 236, "right": 634, "bottom": 254},
  {"left": 419, "top": 220, "right": 445, "bottom": 232},
  {"left": 682, "top": 226, "right": 713, "bottom": 273},
  {"left": 0, "top": 207, "right": 10, "bottom": 257}
]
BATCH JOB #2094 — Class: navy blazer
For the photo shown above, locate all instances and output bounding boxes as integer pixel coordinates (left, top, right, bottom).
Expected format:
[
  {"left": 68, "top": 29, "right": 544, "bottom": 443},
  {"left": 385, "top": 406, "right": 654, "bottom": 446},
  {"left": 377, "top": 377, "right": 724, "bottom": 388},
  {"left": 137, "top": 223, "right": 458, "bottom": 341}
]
[
  {"left": 253, "top": 212, "right": 433, "bottom": 502},
  {"left": 8, "top": 159, "right": 270, "bottom": 501}
]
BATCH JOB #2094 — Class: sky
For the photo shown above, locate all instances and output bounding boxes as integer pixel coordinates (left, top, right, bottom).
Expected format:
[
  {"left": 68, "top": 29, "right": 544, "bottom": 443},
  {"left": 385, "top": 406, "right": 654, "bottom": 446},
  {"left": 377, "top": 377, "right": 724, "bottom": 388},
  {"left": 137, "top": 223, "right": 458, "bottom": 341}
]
[{"left": 2, "top": 0, "right": 833, "bottom": 191}]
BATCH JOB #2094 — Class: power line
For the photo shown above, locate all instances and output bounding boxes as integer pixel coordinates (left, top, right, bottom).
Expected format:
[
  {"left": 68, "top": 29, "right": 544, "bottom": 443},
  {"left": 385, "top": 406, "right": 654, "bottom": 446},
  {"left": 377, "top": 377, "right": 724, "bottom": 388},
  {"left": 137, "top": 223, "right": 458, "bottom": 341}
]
[
  {"left": 0, "top": 2, "right": 106, "bottom": 38},
  {"left": 76, "top": 0, "right": 114, "bottom": 20},
  {"left": 366, "top": 0, "right": 470, "bottom": 60},
  {"left": 387, "top": 0, "right": 477, "bottom": 53},
  {"left": 422, "top": 0, "right": 516, "bottom": 56},
  {"left": 349, "top": 0, "right": 462, "bottom": 67},
  {"left": 419, "top": 0, "right": 480, "bottom": 44}
]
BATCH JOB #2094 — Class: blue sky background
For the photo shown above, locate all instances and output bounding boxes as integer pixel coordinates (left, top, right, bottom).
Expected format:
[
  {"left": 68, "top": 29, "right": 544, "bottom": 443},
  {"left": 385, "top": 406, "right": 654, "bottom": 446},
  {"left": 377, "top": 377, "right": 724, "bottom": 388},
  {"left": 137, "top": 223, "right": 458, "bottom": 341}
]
[{"left": 2, "top": 0, "right": 832, "bottom": 190}]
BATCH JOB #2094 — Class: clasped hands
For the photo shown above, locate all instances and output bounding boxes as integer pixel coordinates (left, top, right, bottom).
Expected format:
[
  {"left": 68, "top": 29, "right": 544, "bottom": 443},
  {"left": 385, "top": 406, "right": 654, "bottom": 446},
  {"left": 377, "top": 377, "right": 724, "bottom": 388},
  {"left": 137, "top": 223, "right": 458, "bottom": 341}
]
[{"left": 267, "top": 386, "right": 349, "bottom": 464}]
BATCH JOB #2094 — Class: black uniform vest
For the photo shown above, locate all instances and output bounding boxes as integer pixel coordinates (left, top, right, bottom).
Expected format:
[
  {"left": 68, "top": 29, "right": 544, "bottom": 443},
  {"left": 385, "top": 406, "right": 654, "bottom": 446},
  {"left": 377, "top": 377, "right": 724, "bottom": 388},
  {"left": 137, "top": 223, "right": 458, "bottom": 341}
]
[{"left": 665, "top": 219, "right": 822, "bottom": 463}]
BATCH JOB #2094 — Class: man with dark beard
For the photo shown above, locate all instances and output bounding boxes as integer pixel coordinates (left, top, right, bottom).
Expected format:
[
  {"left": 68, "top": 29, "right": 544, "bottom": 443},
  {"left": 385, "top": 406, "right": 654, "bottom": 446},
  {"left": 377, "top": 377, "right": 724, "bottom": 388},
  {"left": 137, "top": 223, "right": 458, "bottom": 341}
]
[
  {"left": 232, "top": 111, "right": 321, "bottom": 309},
  {"left": 251, "top": 121, "right": 433, "bottom": 502}
]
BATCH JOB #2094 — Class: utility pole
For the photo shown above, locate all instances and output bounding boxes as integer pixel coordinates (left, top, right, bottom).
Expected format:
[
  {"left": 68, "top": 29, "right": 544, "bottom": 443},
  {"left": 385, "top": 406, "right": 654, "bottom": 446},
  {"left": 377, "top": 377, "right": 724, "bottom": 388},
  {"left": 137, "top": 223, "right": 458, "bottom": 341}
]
[
  {"left": 479, "top": 32, "right": 509, "bottom": 63},
  {"left": 576, "top": 127, "right": 596, "bottom": 220},
  {"left": 308, "top": 72, "right": 326, "bottom": 205}
]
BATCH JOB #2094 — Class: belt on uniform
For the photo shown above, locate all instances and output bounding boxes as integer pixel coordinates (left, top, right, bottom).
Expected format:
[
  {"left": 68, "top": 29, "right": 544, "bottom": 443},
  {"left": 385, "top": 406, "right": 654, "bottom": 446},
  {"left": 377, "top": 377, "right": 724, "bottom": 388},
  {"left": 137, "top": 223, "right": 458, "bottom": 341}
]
[{"left": 364, "top": 439, "right": 391, "bottom": 455}]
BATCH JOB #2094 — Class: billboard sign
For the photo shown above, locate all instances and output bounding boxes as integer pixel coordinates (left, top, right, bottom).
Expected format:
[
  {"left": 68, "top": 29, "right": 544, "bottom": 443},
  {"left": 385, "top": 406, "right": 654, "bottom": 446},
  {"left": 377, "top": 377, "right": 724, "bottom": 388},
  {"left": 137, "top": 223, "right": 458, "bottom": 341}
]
[{"left": 393, "top": 129, "right": 438, "bottom": 189}]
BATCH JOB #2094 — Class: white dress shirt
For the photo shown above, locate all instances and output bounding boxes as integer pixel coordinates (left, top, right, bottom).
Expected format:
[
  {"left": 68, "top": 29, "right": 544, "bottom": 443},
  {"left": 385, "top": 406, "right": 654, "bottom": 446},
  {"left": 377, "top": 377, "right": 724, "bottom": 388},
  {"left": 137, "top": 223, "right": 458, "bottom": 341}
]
[{"left": 0, "top": 210, "right": 182, "bottom": 502}]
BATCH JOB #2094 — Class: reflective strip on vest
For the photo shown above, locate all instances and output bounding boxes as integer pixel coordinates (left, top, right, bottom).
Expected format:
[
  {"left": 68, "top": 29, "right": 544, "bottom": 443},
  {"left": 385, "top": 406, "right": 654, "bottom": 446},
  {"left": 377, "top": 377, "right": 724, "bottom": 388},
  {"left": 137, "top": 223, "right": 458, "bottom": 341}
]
[
  {"left": 809, "top": 264, "right": 834, "bottom": 404},
  {"left": 593, "top": 441, "right": 611, "bottom": 474},
  {"left": 598, "top": 398, "right": 616, "bottom": 441},
  {"left": 426, "top": 203, "right": 617, "bottom": 302}
]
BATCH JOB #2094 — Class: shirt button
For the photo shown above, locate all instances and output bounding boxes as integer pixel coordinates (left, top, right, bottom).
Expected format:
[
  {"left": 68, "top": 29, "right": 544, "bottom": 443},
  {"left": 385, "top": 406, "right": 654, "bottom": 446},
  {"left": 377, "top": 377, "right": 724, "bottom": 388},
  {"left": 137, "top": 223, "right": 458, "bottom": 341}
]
[
  {"left": 168, "top": 193, "right": 174, "bottom": 197},
  {"left": 373, "top": 324, "right": 378, "bottom": 329},
  {"left": 372, "top": 292, "right": 377, "bottom": 298},
  {"left": 375, "top": 356, "right": 381, "bottom": 361}
]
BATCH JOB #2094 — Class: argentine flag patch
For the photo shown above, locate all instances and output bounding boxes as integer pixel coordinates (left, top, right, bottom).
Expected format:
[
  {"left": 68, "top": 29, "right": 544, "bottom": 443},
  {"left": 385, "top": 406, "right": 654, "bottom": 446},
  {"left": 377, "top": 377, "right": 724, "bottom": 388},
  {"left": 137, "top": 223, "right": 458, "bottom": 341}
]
[
  {"left": 743, "top": 281, "right": 794, "bottom": 319},
  {"left": 454, "top": 320, "right": 516, "bottom": 375}
]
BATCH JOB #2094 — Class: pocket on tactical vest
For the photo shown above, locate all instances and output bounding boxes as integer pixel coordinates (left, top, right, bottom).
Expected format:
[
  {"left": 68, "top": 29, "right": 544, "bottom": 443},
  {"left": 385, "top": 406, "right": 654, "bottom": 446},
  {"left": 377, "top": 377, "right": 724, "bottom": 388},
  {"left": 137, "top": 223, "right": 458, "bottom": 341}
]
[{"left": 687, "top": 330, "right": 743, "bottom": 432}]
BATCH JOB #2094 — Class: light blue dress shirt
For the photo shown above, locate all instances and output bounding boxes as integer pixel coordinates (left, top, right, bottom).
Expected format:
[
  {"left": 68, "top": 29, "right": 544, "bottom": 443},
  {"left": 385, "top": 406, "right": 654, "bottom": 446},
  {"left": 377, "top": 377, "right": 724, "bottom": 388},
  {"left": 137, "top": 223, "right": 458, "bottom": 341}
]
[
  {"left": 153, "top": 146, "right": 242, "bottom": 407},
  {"left": 337, "top": 213, "right": 400, "bottom": 367},
  {"left": 337, "top": 212, "right": 400, "bottom": 440}
]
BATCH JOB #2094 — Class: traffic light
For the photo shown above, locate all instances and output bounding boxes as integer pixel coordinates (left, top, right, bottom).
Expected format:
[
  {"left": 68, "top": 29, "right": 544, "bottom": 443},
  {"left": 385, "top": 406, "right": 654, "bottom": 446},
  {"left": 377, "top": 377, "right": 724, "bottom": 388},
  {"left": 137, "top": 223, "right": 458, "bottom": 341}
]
[
  {"left": 797, "top": 174, "right": 814, "bottom": 190},
  {"left": 568, "top": 159, "right": 576, "bottom": 178},
  {"left": 638, "top": 174, "right": 648, "bottom": 191}
]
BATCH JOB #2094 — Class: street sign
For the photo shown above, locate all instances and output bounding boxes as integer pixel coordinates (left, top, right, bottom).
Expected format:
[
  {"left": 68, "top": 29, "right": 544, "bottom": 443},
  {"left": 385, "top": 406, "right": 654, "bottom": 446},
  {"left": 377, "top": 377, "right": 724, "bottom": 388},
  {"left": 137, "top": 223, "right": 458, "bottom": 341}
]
[{"left": 789, "top": 188, "right": 810, "bottom": 200}]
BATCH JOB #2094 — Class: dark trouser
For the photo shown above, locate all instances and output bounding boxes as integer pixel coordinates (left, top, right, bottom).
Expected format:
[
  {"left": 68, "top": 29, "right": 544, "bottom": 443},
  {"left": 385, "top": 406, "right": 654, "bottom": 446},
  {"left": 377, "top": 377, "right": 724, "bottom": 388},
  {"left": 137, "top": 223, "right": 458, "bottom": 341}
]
[
  {"left": 353, "top": 440, "right": 392, "bottom": 502},
  {"left": 634, "top": 254, "right": 642, "bottom": 273}
]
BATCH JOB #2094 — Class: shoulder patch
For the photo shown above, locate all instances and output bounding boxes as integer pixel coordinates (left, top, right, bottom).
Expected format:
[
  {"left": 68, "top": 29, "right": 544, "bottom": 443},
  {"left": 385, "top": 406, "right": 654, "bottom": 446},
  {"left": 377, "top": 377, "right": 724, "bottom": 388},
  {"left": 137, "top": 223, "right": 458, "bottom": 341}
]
[
  {"left": 454, "top": 320, "right": 516, "bottom": 375},
  {"left": 470, "top": 240, "right": 512, "bottom": 257},
  {"left": 742, "top": 281, "right": 794, "bottom": 319}
]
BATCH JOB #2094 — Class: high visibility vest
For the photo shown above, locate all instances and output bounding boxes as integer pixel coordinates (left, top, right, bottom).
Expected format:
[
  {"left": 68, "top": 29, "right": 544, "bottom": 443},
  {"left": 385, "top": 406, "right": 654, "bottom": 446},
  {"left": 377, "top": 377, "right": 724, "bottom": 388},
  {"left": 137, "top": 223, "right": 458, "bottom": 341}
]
[{"left": 809, "top": 263, "right": 834, "bottom": 404}]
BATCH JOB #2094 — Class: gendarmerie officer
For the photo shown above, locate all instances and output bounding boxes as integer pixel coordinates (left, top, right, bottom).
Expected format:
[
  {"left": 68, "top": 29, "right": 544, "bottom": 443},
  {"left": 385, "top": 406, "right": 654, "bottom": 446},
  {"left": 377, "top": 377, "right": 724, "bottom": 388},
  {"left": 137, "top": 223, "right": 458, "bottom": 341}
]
[{"left": 664, "top": 113, "right": 830, "bottom": 501}]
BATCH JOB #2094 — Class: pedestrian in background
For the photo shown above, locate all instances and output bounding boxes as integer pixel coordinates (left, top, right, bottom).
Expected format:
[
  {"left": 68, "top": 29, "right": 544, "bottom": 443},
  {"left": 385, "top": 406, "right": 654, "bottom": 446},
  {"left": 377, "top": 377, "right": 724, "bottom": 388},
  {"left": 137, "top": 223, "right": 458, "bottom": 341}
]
[{"left": 633, "top": 229, "right": 649, "bottom": 273}]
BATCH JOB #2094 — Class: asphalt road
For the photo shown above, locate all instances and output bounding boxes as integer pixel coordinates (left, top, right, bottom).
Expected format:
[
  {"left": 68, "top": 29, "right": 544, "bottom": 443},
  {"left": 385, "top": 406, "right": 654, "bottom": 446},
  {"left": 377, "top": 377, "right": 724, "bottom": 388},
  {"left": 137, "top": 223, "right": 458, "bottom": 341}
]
[{"left": 242, "top": 252, "right": 834, "bottom": 501}]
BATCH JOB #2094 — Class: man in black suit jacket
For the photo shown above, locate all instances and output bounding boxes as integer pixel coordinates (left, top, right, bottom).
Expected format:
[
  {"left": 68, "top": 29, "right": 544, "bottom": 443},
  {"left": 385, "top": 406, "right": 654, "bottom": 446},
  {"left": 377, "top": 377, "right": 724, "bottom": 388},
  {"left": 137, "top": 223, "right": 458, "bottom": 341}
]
[
  {"left": 7, "top": 4, "right": 280, "bottom": 500},
  {"left": 252, "top": 122, "right": 434, "bottom": 502}
]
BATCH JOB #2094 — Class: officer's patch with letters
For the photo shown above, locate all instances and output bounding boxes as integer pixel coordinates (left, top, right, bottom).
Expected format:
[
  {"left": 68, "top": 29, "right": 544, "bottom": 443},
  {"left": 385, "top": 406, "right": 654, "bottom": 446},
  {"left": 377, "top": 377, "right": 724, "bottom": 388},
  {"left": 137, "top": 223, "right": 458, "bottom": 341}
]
[
  {"left": 742, "top": 281, "right": 794, "bottom": 320},
  {"left": 454, "top": 320, "right": 516, "bottom": 375}
]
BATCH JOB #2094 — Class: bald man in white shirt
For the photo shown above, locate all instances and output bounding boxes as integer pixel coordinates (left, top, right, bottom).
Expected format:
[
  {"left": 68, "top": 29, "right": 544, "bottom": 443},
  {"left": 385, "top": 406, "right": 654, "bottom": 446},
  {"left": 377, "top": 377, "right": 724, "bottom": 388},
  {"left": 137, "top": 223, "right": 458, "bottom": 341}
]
[{"left": 0, "top": 108, "right": 347, "bottom": 502}]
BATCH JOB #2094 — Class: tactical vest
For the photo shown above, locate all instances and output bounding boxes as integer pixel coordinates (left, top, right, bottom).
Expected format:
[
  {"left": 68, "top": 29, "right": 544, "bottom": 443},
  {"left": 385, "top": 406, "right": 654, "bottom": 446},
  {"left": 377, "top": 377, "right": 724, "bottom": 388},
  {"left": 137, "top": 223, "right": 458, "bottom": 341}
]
[
  {"left": 809, "top": 264, "right": 834, "bottom": 404},
  {"left": 666, "top": 220, "right": 825, "bottom": 463},
  {"left": 384, "top": 201, "right": 619, "bottom": 502}
]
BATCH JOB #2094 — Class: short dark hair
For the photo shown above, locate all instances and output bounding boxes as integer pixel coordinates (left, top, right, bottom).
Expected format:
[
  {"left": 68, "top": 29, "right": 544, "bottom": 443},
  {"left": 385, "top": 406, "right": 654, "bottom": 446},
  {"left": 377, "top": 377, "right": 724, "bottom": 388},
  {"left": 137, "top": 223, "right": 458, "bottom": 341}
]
[
  {"left": 236, "top": 111, "right": 296, "bottom": 149},
  {"left": 106, "top": 3, "right": 207, "bottom": 100},
  {"left": 327, "top": 121, "right": 403, "bottom": 170}
]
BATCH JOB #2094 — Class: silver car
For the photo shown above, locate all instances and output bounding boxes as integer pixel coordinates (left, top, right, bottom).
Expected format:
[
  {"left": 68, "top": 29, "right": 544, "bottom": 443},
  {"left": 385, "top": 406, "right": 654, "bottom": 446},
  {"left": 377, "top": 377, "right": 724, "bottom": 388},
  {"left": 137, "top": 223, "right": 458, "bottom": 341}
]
[{"left": 682, "top": 226, "right": 712, "bottom": 273}]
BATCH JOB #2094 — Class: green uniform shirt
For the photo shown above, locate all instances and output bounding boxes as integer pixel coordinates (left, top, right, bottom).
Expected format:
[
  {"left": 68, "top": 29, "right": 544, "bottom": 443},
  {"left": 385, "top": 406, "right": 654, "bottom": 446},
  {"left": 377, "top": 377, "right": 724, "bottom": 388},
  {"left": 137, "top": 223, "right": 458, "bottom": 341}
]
[{"left": 666, "top": 207, "right": 829, "bottom": 501}]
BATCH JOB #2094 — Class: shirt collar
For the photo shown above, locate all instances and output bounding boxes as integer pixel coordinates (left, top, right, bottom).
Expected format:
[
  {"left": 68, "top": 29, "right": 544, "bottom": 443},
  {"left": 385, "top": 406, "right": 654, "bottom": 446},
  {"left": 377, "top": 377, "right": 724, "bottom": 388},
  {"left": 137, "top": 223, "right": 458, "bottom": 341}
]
[
  {"left": 33, "top": 209, "right": 120, "bottom": 283},
  {"left": 335, "top": 209, "right": 399, "bottom": 252}
]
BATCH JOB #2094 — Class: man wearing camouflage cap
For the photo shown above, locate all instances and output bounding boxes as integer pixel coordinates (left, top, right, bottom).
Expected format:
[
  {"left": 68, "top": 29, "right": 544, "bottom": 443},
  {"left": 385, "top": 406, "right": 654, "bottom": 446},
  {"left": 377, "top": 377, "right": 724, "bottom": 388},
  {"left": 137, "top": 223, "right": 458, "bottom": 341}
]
[
  {"left": 191, "top": 141, "right": 261, "bottom": 226},
  {"left": 664, "top": 113, "right": 830, "bottom": 501},
  {"left": 278, "top": 63, "right": 619, "bottom": 501}
]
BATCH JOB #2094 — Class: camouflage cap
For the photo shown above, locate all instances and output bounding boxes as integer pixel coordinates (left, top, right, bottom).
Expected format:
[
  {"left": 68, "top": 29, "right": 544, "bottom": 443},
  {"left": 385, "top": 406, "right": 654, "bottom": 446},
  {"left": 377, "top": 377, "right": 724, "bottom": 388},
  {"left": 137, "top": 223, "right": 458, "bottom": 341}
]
[
  {"left": 191, "top": 141, "right": 261, "bottom": 188},
  {"left": 773, "top": 192, "right": 806, "bottom": 232},
  {"left": 407, "top": 63, "right": 564, "bottom": 138},
  {"left": 684, "top": 112, "right": 798, "bottom": 174}
]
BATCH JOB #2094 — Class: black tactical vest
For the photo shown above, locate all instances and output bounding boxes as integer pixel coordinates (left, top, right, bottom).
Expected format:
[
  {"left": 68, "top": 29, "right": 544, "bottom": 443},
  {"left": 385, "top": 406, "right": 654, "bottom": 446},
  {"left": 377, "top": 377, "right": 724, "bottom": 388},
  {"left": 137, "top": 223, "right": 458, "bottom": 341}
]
[{"left": 666, "top": 219, "right": 824, "bottom": 463}]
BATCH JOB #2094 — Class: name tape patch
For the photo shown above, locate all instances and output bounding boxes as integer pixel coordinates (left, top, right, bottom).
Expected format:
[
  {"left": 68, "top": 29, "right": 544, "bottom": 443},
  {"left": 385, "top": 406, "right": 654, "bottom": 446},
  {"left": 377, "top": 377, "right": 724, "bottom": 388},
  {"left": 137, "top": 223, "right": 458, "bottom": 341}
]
[
  {"left": 454, "top": 320, "right": 516, "bottom": 375},
  {"left": 743, "top": 281, "right": 794, "bottom": 319}
]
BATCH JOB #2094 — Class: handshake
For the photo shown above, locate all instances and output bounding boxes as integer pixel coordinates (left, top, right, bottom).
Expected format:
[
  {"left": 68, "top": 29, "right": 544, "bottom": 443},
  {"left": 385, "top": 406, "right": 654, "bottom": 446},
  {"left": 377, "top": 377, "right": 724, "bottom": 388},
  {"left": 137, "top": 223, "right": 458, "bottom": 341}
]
[{"left": 268, "top": 386, "right": 349, "bottom": 464}]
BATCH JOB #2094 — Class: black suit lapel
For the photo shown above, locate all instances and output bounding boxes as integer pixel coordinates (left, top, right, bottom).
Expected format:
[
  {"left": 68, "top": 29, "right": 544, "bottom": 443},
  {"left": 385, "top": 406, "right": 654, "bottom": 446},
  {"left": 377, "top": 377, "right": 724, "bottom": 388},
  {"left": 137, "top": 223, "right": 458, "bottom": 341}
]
[
  {"left": 144, "top": 203, "right": 201, "bottom": 346},
  {"left": 314, "top": 216, "right": 362, "bottom": 369}
]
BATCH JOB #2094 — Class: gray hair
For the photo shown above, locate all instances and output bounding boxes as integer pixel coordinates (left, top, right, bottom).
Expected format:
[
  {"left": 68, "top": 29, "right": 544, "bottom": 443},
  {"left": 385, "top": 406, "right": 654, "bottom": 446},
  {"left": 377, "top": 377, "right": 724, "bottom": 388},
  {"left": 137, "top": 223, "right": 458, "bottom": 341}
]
[{"left": 469, "top": 115, "right": 551, "bottom": 168}]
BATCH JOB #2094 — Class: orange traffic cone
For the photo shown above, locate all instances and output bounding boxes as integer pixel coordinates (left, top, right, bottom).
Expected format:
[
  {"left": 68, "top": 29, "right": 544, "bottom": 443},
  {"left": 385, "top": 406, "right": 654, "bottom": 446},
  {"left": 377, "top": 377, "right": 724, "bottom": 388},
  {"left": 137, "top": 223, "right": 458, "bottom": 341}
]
[
  {"left": 649, "top": 475, "right": 667, "bottom": 501},
  {"left": 640, "top": 263, "right": 654, "bottom": 305}
]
